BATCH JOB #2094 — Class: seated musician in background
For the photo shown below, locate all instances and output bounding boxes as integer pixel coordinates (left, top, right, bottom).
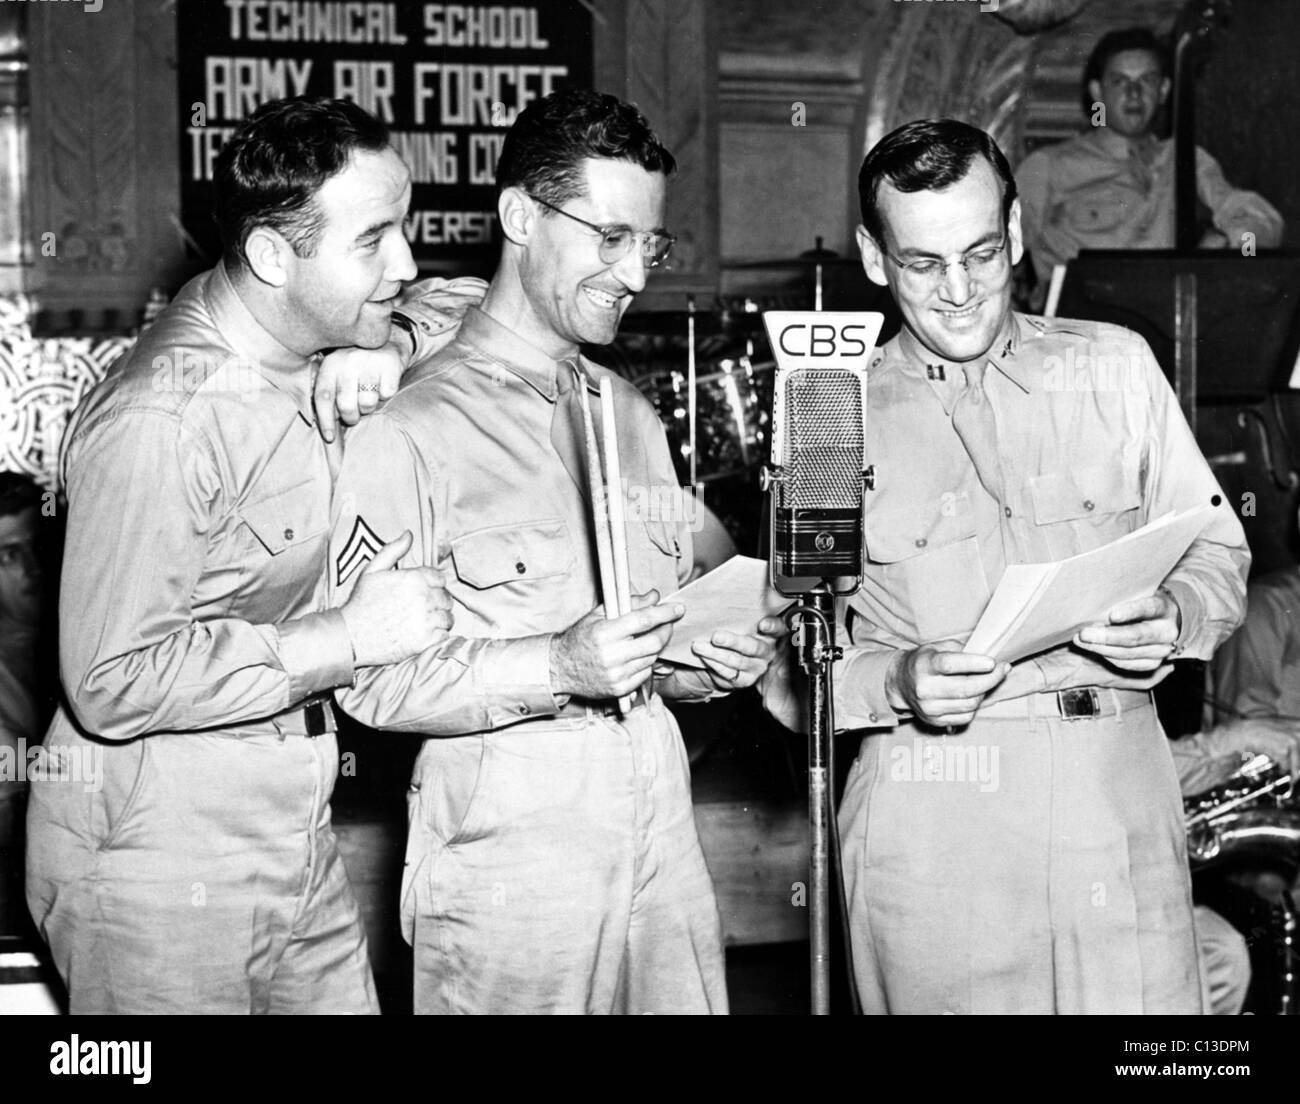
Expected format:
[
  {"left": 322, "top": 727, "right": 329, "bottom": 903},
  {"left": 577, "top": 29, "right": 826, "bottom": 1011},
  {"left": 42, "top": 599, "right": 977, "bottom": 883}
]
[
  {"left": 1017, "top": 26, "right": 1284, "bottom": 304},
  {"left": 0, "top": 473, "right": 51, "bottom": 934},
  {"left": 1209, "top": 518, "right": 1300, "bottom": 728}
]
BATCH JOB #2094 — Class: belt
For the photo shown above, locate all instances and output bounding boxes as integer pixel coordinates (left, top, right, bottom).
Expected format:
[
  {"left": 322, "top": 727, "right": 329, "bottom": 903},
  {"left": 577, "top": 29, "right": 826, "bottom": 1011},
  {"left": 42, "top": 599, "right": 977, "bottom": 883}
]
[
  {"left": 269, "top": 695, "right": 335, "bottom": 737},
  {"left": 554, "top": 698, "right": 626, "bottom": 721},
  {"left": 976, "top": 687, "right": 1152, "bottom": 721}
]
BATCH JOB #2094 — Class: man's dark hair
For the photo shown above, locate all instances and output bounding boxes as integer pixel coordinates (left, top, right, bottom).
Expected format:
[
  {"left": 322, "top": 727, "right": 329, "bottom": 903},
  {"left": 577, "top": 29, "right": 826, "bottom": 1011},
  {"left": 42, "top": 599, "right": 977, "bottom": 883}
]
[
  {"left": 495, "top": 88, "right": 676, "bottom": 206},
  {"left": 0, "top": 471, "right": 42, "bottom": 520},
  {"left": 1082, "top": 27, "right": 1169, "bottom": 114},
  {"left": 213, "top": 96, "right": 391, "bottom": 268},
  {"left": 858, "top": 119, "right": 1018, "bottom": 246}
]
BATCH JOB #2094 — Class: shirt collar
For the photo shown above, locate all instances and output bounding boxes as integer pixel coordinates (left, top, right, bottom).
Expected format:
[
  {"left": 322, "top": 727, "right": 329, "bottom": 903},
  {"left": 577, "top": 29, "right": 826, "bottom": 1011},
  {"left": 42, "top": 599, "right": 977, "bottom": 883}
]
[
  {"left": 457, "top": 306, "right": 601, "bottom": 401},
  {"left": 890, "top": 312, "right": 1033, "bottom": 415},
  {"left": 203, "top": 261, "right": 318, "bottom": 422},
  {"left": 1080, "top": 125, "right": 1162, "bottom": 164}
]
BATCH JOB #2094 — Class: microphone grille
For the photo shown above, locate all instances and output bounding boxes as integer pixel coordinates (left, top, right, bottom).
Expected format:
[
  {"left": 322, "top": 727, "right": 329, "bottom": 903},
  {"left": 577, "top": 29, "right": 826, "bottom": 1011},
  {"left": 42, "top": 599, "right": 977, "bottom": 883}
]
[{"left": 783, "top": 368, "right": 864, "bottom": 509}]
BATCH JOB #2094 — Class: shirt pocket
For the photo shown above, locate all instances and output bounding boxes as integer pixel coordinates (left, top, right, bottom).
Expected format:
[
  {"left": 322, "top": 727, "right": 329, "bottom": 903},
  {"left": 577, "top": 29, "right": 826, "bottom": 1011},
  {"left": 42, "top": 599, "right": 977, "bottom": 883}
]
[
  {"left": 1064, "top": 192, "right": 1134, "bottom": 235},
  {"left": 628, "top": 516, "right": 682, "bottom": 596},
  {"left": 449, "top": 518, "right": 576, "bottom": 590},
  {"left": 864, "top": 493, "right": 989, "bottom": 643},
  {"left": 1027, "top": 460, "right": 1141, "bottom": 539},
  {"left": 237, "top": 480, "right": 327, "bottom": 556}
]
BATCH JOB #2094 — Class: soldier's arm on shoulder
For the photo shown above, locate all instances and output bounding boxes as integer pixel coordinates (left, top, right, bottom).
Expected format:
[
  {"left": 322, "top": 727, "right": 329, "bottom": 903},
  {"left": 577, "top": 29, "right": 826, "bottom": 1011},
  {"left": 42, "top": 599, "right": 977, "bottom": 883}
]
[{"left": 393, "top": 276, "right": 489, "bottom": 363}]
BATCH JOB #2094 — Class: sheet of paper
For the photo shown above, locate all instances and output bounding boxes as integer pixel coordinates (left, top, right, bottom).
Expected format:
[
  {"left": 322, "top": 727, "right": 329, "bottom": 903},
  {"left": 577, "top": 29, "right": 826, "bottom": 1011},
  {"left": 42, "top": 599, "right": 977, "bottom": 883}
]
[
  {"left": 964, "top": 505, "right": 1215, "bottom": 663},
  {"left": 660, "top": 555, "right": 793, "bottom": 668}
]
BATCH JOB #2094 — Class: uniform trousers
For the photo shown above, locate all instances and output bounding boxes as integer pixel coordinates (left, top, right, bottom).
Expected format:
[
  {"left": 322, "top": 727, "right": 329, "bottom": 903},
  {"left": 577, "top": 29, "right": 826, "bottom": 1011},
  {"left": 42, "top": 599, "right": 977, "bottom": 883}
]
[
  {"left": 839, "top": 690, "right": 1203, "bottom": 1014},
  {"left": 26, "top": 728, "right": 377, "bottom": 1014},
  {"left": 402, "top": 696, "right": 727, "bottom": 1014}
]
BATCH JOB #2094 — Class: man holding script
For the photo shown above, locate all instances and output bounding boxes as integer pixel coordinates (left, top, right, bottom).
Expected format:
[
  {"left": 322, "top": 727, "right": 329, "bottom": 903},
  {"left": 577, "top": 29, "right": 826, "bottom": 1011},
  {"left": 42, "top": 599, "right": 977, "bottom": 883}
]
[
  {"left": 821, "top": 120, "right": 1249, "bottom": 1013},
  {"left": 328, "top": 90, "right": 783, "bottom": 1014}
]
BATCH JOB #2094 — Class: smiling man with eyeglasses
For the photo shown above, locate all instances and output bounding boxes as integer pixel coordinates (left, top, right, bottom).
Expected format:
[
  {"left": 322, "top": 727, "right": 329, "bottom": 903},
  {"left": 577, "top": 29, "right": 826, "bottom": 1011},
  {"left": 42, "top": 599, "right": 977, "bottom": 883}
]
[
  {"left": 328, "top": 88, "right": 781, "bottom": 1014},
  {"left": 800, "top": 117, "right": 1251, "bottom": 1014}
]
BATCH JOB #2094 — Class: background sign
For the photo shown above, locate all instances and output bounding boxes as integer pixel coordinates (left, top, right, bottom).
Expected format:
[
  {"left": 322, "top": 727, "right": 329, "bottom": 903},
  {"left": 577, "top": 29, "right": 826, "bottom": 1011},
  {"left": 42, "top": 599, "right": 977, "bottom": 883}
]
[{"left": 177, "top": 1, "right": 594, "bottom": 275}]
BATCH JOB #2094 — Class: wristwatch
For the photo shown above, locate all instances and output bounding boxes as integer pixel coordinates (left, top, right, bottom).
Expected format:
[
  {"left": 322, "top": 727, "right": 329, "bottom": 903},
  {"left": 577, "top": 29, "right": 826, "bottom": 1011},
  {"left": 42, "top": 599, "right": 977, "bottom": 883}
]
[{"left": 389, "top": 310, "right": 418, "bottom": 357}]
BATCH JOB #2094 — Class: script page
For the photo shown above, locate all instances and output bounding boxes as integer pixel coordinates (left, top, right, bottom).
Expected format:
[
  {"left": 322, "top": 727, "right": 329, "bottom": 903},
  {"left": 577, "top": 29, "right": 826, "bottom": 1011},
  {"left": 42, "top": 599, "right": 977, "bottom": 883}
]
[
  {"left": 964, "top": 506, "right": 1215, "bottom": 663},
  {"left": 661, "top": 556, "right": 793, "bottom": 667}
]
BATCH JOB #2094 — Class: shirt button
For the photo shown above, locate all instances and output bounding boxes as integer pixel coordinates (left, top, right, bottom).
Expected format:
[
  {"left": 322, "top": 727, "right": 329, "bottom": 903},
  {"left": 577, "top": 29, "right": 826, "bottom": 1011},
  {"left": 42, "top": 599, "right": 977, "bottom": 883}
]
[
  {"left": 1083, "top": 499, "right": 1095, "bottom": 511},
  {"left": 516, "top": 703, "right": 529, "bottom": 715},
  {"left": 1004, "top": 506, "right": 1013, "bottom": 518},
  {"left": 868, "top": 712, "right": 879, "bottom": 723},
  {"left": 283, "top": 528, "right": 295, "bottom": 541},
  {"left": 515, "top": 561, "right": 526, "bottom": 574},
  {"left": 914, "top": 538, "right": 927, "bottom": 548}
]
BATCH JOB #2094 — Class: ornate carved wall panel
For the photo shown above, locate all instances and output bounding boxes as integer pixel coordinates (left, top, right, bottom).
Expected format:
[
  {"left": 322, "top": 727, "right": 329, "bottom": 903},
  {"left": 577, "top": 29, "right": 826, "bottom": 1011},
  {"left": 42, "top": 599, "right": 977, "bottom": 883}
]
[
  {"left": 598, "top": 0, "right": 718, "bottom": 308},
  {"left": 0, "top": 295, "right": 130, "bottom": 487},
  {"left": 26, "top": 1, "right": 186, "bottom": 328}
]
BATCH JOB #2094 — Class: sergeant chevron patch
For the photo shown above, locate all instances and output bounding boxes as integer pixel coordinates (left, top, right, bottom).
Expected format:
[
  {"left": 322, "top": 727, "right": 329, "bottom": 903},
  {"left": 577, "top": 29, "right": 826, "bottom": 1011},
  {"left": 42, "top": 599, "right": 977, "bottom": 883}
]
[{"left": 336, "top": 516, "right": 384, "bottom": 586}]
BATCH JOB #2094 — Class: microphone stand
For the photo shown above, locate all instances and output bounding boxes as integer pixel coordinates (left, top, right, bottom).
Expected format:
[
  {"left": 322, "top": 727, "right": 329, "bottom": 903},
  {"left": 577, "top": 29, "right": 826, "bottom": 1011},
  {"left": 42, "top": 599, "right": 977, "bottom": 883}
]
[{"left": 794, "top": 584, "right": 839, "bottom": 1014}]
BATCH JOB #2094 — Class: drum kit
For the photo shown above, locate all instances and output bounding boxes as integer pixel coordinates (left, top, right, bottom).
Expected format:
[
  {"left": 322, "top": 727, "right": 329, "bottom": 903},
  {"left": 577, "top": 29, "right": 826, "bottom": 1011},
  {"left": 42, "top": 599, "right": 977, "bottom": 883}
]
[{"left": 600, "top": 241, "right": 889, "bottom": 554}]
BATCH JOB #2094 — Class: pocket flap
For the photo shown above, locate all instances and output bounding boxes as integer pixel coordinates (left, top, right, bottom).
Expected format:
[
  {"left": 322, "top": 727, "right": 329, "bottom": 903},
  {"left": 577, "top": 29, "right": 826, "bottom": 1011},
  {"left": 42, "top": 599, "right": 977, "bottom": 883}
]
[
  {"left": 864, "top": 493, "right": 976, "bottom": 565},
  {"left": 238, "top": 482, "right": 324, "bottom": 556},
  {"left": 1029, "top": 462, "right": 1140, "bottom": 526},
  {"left": 450, "top": 519, "right": 575, "bottom": 590}
]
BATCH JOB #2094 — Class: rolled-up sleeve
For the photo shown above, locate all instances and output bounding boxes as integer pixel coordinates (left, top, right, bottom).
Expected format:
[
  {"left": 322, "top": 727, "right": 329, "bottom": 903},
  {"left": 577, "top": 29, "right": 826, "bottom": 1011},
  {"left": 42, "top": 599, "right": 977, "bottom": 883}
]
[
  {"left": 61, "top": 406, "right": 353, "bottom": 741},
  {"left": 1196, "top": 147, "right": 1285, "bottom": 249}
]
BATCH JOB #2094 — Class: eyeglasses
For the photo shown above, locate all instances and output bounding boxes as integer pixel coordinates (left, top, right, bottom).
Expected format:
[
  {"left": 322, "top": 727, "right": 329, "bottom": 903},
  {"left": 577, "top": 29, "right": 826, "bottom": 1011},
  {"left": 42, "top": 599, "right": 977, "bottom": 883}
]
[
  {"left": 885, "top": 238, "right": 1009, "bottom": 289},
  {"left": 529, "top": 194, "right": 676, "bottom": 269}
]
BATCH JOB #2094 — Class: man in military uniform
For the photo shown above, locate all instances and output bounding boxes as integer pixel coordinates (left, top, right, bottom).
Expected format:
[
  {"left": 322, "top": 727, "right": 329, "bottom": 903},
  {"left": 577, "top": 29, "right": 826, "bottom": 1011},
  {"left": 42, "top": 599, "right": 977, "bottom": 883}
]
[
  {"left": 330, "top": 89, "right": 783, "bottom": 1014},
  {"left": 1018, "top": 26, "right": 1283, "bottom": 299},
  {"left": 828, "top": 118, "right": 1249, "bottom": 1013},
  {"left": 26, "top": 97, "right": 455, "bottom": 1014}
]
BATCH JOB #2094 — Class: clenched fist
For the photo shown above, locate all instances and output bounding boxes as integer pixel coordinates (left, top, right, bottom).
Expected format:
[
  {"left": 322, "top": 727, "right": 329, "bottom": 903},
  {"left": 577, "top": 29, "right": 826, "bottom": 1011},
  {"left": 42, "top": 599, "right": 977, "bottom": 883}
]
[{"left": 340, "top": 531, "right": 453, "bottom": 666}]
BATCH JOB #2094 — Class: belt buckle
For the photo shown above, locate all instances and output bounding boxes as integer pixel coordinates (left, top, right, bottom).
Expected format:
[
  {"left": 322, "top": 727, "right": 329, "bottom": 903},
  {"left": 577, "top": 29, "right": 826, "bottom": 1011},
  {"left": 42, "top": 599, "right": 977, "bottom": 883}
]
[
  {"left": 304, "top": 700, "right": 329, "bottom": 737},
  {"left": 1056, "top": 687, "right": 1100, "bottom": 720}
]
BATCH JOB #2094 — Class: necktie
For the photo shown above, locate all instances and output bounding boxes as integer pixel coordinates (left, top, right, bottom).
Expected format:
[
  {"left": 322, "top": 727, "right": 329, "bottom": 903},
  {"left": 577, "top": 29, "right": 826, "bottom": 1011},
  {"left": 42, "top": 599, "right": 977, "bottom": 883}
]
[
  {"left": 951, "top": 361, "right": 1004, "bottom": 502},
  {"left": 551, "top": 358, "right": 606, "bottom": 571},
  {"left": 552, "top": 358, "right": 596, "bottom": 501}
]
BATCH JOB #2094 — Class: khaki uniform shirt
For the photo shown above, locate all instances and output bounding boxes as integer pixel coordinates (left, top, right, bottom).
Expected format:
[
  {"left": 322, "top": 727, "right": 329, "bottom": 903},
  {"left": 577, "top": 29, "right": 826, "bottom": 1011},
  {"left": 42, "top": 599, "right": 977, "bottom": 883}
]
[
  {"left": 331, "top": 306, "right": 712, "bottom": 734},
  {"left": 836, "top": 312, "right": 1249, "bottom": 728},
  {"left": 1018, "top": 128, "right": 1285, "bottom": 286},
  {"left": 54, "top": 262, "right": 354, "bottom": 743}
]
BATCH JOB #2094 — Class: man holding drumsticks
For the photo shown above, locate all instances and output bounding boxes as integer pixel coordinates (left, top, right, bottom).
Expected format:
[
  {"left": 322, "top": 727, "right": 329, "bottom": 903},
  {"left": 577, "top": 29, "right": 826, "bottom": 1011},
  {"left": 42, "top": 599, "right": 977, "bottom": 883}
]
[{"left": 329, "top": 89, "right": 783, "bottom": 1014}]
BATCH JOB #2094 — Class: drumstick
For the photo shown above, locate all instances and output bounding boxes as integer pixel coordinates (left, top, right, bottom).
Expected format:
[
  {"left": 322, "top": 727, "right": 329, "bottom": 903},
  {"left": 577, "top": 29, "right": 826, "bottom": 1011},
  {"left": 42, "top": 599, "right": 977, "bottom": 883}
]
[
  {"left": 575, "top": 370, "right": 634, "bottom": 716},
  {"left": 600, "top": 378, "right": 645, "bottom": 711},
  {"left": 600, "top": 377, "right": 633, "bottom": 620},
  {"left": 687, "top": 295, "right": 698, "bottom": 491}
]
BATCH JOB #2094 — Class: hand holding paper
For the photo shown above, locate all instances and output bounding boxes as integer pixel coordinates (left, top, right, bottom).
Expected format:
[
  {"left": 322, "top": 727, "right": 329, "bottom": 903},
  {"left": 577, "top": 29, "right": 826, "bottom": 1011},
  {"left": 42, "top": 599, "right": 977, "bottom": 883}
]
[
  {"left": 1074, "top": 590, "right": 1181, "bottom": 672},
  {"left": 659, "top": 556, "right": 792, "bottom": 669},
  {"left": 962, "top": 506, "right": 1213, "bottom": 664}
]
